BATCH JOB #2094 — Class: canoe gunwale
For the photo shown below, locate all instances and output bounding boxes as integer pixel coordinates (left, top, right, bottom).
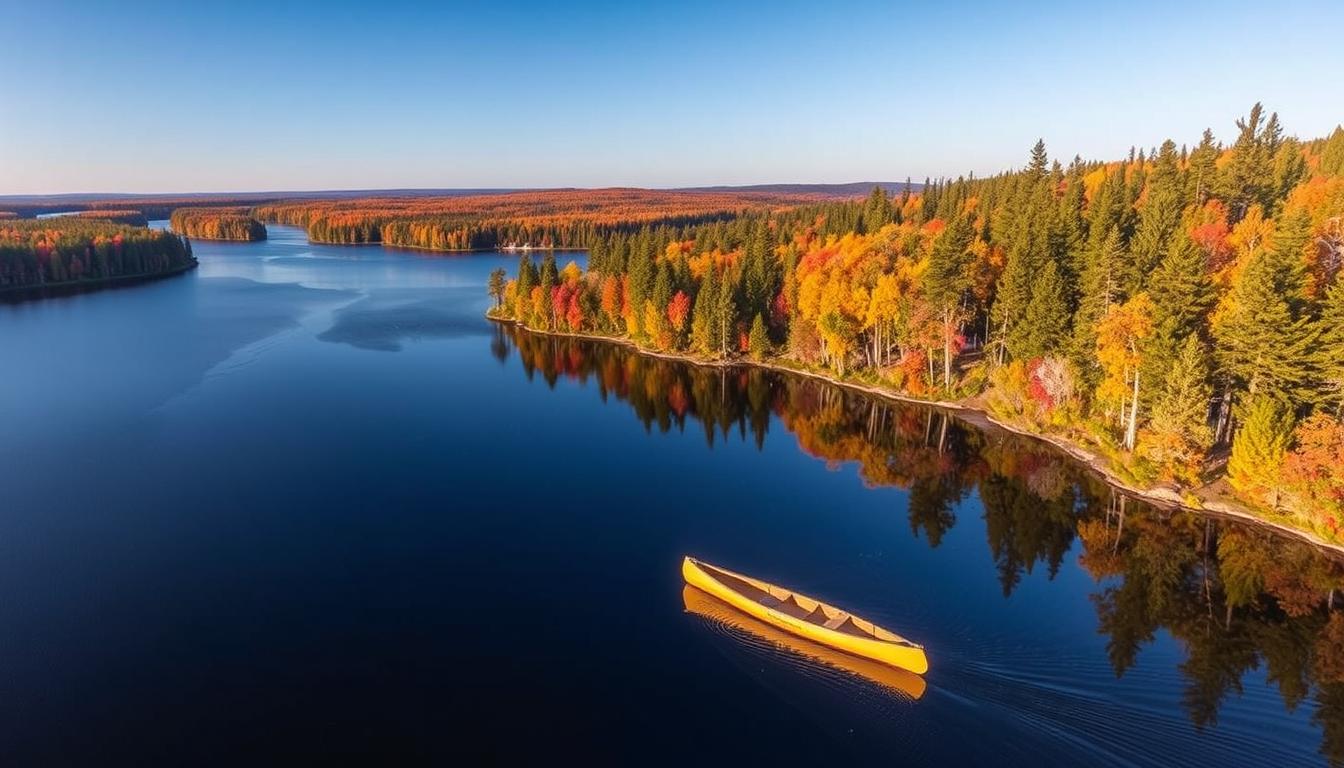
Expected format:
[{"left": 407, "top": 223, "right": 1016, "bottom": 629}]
[{"left": 682, "top": 557, "right": 928, "bottom": 677}]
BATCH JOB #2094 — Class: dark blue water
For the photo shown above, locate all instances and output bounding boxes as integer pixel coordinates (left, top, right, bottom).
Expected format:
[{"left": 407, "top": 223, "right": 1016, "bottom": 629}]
[{"left": 0, "top": 224, "right": 1335, "bottom": 765}]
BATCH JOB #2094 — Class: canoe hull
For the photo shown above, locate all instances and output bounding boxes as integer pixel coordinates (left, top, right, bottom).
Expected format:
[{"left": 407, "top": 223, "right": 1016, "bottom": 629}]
[
  {"left": 682, "top": 557, "right": 929, "bottom": 675},
  {"left": 683, "top": 584, "right": 927, "bottom": 700}
]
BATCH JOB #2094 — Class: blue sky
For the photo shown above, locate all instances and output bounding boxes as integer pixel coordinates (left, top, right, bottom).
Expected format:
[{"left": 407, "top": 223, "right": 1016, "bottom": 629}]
[{"left": 2, "top": 0, "right": 1341, "bottom": 194}]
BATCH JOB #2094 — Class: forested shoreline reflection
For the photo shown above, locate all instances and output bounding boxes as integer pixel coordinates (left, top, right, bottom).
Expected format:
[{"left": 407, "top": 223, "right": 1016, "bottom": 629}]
[{"left": 495, "top": 325, "right": 1344, "bottom": 764}]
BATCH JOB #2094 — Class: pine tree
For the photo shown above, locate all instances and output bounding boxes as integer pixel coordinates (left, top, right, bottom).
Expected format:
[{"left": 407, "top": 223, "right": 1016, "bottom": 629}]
[
  {"left": 926, "top": 212, "right": 974, "bottom": 389},
  {"left": 1015, "top": 259, "right": 1069, "bottom": 361},
  {"left": 1219, "top": 103, "right": 1276, "bottom": 223},
  {"left": 1187, "top": 129, "right": 1220, "bottom": 207},
  {"left": 1142, "top": 334, "right": 1213, "bottom": 477},
  {"left": 488, "top": 267, "right": 507, "bottom": 309},
  {"left": 748, "top": 313, "right": 769, "bottom": 360},
  {"left": 1318, "top": 273, "right": 1344, "bottom": 414},
  {"left": 515, "top": 253, "right": 538, "bottom": 323},
  {"left": 1321, "top": 125, "right": 1344, "bottom": 177},
  {"left": 860, "top": 186, "right": 892, "bottom": 234},
  {"left": 1128, "top": 140, "right": 1183, "bottom": 292},
  {"left": 691, "top": 265, "right": 716, "bottom": 355},
  {"left": 1213, "top": 244, "right": 1317, "bottom": 408},
  {"left": 1228, "top": 394, "right": 1293, "bottom": 509},
  {"left": 1071, "top": 227, "right": 1127, "bottom": 385},
  {"left": 1142, "top": 230, "right": 1215, "bottom": 399},
  {"left": 715, "top": 264, "right": 737, "bottom": 357}
]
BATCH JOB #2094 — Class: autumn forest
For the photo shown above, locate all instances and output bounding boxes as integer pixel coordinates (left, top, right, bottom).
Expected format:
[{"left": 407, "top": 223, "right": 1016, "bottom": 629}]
[{"left": 489, "top": 105, "right": 1344, "bottom": 546}]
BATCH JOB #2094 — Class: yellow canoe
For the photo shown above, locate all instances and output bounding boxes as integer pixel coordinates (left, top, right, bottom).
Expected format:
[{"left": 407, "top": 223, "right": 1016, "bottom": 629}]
[
  {"left": 682, "top": 556, "right": 929, "bottom": 676},
  {"left": 683, "top": 584, "right": 927, "bottom": 700}
]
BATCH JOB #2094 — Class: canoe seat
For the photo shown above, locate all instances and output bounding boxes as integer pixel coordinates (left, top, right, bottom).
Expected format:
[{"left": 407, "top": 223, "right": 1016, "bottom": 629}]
[
  {"left": 823, "top": 612, "right": 852, "bottom": 630},
  {"left": 760, "top": 594, "right": 810, "bottom": 619}
]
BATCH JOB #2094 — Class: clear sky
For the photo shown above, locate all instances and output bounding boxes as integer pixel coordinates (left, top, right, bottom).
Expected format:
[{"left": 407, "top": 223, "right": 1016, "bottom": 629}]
[{"left": 2, "top": 0, "right": 1342, "bottom": 195}]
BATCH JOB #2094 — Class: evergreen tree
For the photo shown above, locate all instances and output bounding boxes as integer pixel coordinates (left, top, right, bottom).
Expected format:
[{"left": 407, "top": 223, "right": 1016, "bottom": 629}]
[
  {"left": 1213, "top": 244, "right": 1317, "bottom": 408},
  {"left": 1129, "top": 140, "right": 1183, "bottom": 292},
  {"left": 860, "top": 186, "right": 892, "bottom": 234},
  {"left": 748, "top": 313, "right": 769, "bottom": 360},
  {"left": 715, "top": 264, "right": 737, "bottom": 356},
  {"left": 1320, "top": 125, "right": 1344, "bottom": 177},
  {"left": 488, "top": 267, "right": 507, "bottom": 309},
  {"left": 515, "top": 253, "right": 538, "bottom": 323},
  {"left": 1187, "top": 129, "right": 1220, "bottom": 208},
  {"left": 1142, "top": 230, "right": 1215, "bottom": 398},
  {"left": 1071, "top": 227, "right": 1127, "bottom": 384},
  {"left": 1228, "top": 394, "right": 1294, "bottom": 508},
  {"left": 1015, "top": 259, "right": 1070, "bottom": 361},
  {"left": 926, "top": 212, "right": 974, "bottom": 388},
  {"left": 1318, "top": 273, "right": 1344, "bottom": 414},
  {"left": 691, "top": 265, "right": 716, "bottom": 355},
  {"left": 1143, "top": 334, "right": 1214, "bottom": 476},
  {"left": 1219, "top": 103, "right": 1276, "bottom": 222}
]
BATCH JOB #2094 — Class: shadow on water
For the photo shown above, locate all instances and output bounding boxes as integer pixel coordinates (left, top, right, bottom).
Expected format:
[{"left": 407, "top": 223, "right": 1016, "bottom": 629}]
[
  {"left": 496, "top": 324, "right": 1344, "bottom": 767},
  {"left": 318, "top": 288, "right": 492, "bottom": 351}
]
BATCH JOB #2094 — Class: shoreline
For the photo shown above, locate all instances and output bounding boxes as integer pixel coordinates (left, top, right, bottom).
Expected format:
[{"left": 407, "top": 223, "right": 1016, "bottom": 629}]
[
  {"left": 490, "top": 314, "right": 1344, "bottom": 559},
  {"left": 257, "top": 226, "right": 587, "bottom": 255},
  {"left": 0, "top": 260, "right": 198, "bottom": 302}
]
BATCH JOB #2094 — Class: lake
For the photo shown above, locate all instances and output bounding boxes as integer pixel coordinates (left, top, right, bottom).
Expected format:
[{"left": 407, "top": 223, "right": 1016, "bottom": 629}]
[{"left": 0, "top": 224, "right": 1336, "bottom": 765}]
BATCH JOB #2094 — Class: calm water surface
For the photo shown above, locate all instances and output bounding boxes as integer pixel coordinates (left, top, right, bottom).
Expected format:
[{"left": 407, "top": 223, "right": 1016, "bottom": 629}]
[{"left": 0, "top": 224, "right": 1337, "bottom": 765}]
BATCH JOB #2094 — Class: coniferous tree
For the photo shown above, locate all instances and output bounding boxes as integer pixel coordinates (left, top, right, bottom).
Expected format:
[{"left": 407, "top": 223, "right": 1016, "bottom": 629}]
[
  {"left": 1320, "top": 125, "right": 1344, "bottom": 177},
  {"left": 1129, "top": 140, "right": 1184, "bottom": 292},
  {"left": 1228, "top": 394, "right": 1294, "bottom": 508},
  {"left": 1318, "top": 274, "right": 1344, "bottom": 415},
  {"left": 691, "top": 265, "right": 716, "bottom": 356},
  {"left": 748, "top": 313, "right": 769, "bottom": 360},
  {"left": 1016, "top": 259, "right": 1070, "bottom": 361},
  {"left": 1214, "top": 244, "right": 1317, "bottom": 410},
  {"left": 926, "top": 212, "right": 975, "bottom": 389},
  {"left": 1187, "top": 129, "right": 1220, "bottom": 207},
  {"left": 715, "top": 264, "right": 737, "bottom": 356},
  {"left": 1142, "top": 230, "right": 1215, "bottom": 399},
  {"left": 1219, "top": 103, "right": 1276, "bottom": 223},
  {"left": 1071, "top": 227, "right": 1127, "bottom": 385},
  {"left": 1142, "top": 334, "right": 1214, "bottom": 477}
]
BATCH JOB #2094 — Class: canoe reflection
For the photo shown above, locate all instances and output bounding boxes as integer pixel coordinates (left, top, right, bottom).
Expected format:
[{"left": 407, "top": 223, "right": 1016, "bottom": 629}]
[{"left": 682, "top": 584, "right": 927, "bottom": 701}]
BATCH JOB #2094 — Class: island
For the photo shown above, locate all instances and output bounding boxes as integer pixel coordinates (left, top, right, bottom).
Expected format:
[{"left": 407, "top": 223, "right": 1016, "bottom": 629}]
[
  {"left": 0, "top": 217, "right": 196, "bottom": 296},
  {"left": 169, "top": 206, "right": 268, "bottom": 241}
]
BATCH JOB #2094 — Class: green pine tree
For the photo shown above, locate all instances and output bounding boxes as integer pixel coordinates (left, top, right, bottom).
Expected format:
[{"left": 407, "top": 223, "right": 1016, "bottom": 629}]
[
  {"left": 748, "top": 313, "right": 770, "bottom": 360},
  {"left": 1227, "top": 394, "right": 1293, "bottom": 509},
  {"left": 1143, "top": 334, "right": 1213, "bottom": 477},
  {"left": 1318, "top": 273, "right": 1344, "bottom": 414},
  {"left": 1015, "top": 259, "right": 1070, "bottom": 361},
  {"left": 1129, "top": 140, "right": 1184, "bottom": 293},
  {"left": 1320, "top": 125, "right": 1344, "bottom": 177},
  {"left": 1213, "top": 244, "right": 1317, "bottom": 408}
]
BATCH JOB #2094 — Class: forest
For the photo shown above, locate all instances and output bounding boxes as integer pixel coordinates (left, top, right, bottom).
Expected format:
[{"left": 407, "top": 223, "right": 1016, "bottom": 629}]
[
  {"left": 498, "top": 326, "right": 1344, "bottom": 766},
  {"left": 56, "top": 210, "right": 150, "bottom": 226},
  {"left": 489, "top": 105, "right": 1344, "bottom": 543},
  {"left": 169, "top": 207, "right": 268, "bottom": 241},
  {"left": 253, "top": 188, "right": 821, "bottom": 250},
  {"left": 0, "top": 218, "right": 195, "bottom": 290}
]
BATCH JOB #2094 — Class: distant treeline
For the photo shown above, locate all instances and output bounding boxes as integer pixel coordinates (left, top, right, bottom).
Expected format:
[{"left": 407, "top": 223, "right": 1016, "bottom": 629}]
[
  {"left": 55, "top": 210, "right": 150, "bottom": 226},
  {"left": 169, "top": 207, "right": 267, "bottom": 241},
  {"left": 0, "top": 218, "right": 195, "bottom": 290},
  {"left": 253, "top": 188, "right": 822, "bottom": 250}
]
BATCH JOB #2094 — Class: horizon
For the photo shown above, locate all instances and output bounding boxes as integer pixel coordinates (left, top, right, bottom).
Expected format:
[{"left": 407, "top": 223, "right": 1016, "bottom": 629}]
[{"left": 4, "top": 0, "right": 1342, "bottom": 195}]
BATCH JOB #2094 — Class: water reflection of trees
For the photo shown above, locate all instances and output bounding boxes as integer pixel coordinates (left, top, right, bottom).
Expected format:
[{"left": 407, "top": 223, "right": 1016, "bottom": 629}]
[{"left": 497, "top": 327, "right": 1344, "bottom": 765}]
